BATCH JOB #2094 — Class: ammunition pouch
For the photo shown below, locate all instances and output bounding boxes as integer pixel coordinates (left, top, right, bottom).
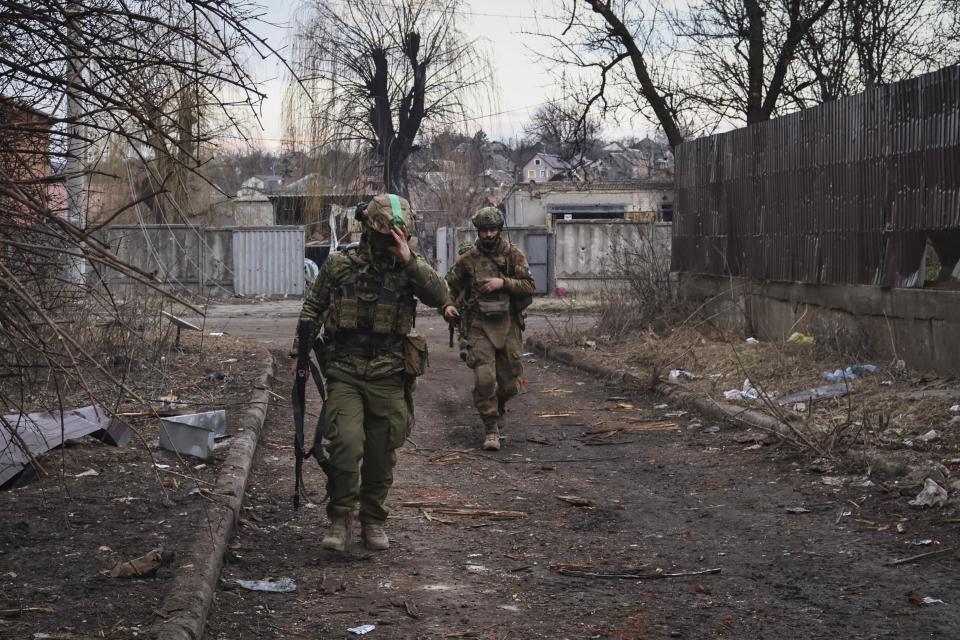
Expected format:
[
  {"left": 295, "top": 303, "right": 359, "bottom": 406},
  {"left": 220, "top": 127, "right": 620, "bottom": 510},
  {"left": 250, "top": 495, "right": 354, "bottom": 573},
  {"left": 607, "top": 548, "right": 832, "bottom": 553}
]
[
  {"left": 403, "top": 334, "right": 429, "bottom": 377},
  {"left": 477, "top": 296, "right": 511, "bottom": 317}
]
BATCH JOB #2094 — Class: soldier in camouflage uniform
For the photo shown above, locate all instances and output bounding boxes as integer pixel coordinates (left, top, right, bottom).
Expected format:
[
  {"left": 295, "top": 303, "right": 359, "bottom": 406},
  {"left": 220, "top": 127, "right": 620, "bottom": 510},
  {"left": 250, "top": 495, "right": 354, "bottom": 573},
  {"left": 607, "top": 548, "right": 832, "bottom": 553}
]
[
  {"left": 293, "top": 194, "right": 448, "bottom": 552},
  {"left": 443, "top": 207, "right": 536, "bottom": 451}
]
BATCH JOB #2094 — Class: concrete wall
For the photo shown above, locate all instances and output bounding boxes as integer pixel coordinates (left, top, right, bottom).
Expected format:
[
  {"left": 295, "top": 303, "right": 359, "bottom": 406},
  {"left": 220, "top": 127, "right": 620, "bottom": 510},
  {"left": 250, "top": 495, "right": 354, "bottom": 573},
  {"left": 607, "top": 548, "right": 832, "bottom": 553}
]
[
  {"left": 505, "top": 183, "right": 673, "bottom": 227},
  {"left": 554, "top": 220, "right": 672, "bottom": 291},
  {"left": 100, "top": 225, "right": 234, "bottom": 295},
  {"left": 681, "top": 273, "right": 960, "bottom": 375},
  {"left": 437, "top": 221, "right": 672, "bottom": 295},
  {"left": 97, "top": 225, "right": 303, "bottom": 298}
]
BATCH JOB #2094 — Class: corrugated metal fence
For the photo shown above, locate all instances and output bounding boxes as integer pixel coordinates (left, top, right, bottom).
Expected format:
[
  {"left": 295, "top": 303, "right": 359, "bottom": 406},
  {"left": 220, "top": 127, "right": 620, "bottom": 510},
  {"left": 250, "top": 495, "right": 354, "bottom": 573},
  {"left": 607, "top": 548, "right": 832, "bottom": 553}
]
[
  {"left": 233, "top": 227, "right": 304, "bottom": 296},
  {"left": 673, "top": 64, "right": 960, "bottom": 287}
]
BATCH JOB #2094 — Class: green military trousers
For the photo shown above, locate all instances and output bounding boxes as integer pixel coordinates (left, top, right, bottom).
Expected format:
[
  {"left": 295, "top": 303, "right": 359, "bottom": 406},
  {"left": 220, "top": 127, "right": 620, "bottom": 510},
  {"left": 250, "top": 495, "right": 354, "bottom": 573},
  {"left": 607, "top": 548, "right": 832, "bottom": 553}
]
[
  {"left": 464, "top": 319, "right": 523, "bottom": 423},
  {"left": 322, "top": 370, "right": 410, "bottom": 524}
]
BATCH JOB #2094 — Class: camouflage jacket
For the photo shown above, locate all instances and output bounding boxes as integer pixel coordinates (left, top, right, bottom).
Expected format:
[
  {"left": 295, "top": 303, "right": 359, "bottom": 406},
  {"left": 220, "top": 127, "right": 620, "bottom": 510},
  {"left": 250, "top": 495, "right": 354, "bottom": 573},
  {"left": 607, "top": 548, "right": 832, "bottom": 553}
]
[
  {"left": 444, "top": 237, "right": 535, "bottom": 318},
  {"left": 294, "top": 244, "right": 448, "bottom": 380}
]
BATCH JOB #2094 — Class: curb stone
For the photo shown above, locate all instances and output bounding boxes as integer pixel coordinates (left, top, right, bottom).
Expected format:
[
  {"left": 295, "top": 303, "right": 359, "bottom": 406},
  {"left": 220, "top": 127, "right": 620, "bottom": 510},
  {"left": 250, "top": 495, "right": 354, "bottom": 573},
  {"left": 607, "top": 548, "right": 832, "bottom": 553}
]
[
  {"left": 526, "top": 337, "right": 948, "bottom": 484},
  {"left": 148, "top": 356, "right": 275, "bottom": 640}
]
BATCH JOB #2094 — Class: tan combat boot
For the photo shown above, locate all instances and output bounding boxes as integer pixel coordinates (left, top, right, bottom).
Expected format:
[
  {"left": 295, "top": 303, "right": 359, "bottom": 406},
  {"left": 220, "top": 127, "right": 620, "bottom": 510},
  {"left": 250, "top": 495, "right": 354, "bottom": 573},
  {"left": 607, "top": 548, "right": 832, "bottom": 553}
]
[
  {"left": 321, "top": 510, "right": 352, "bottom": 552},
  {"left": 361, "top": 522, "right": 390, "bottom": 551},
  {"left": 482, "top": 419, "right": 501, "bottom": 451}
]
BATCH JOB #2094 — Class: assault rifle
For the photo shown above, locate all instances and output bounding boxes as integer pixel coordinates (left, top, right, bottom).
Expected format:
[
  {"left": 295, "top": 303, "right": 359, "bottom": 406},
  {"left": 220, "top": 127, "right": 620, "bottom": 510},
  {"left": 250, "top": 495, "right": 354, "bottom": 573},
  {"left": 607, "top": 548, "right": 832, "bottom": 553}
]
[{"left": 292, "top": 320, "right": 332, "bottom": 510}]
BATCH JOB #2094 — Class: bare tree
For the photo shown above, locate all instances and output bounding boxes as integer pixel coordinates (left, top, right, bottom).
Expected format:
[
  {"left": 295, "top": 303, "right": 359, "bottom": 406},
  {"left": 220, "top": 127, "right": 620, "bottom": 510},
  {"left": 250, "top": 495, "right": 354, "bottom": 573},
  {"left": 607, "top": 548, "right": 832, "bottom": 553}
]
[
  {"left": 543, "top": 0, "right": 959, "bottom": 147},
  {"left": 411, "top": 129, "right": 489, "bottom": 237},
  {"left": 540, "top": 0, "right": 837, "bottom": 146},
  {"left": 523, "top": 99, "right": 602, "bottom": 163},
  {"left": 797, "top": 0, "right": 958, "bottom": 104},
  {"left": 0, "top": 1, "right": 283, "bottom": 424},
  {"left": 285, "top": 0, "right": 493, "bottom": 197}
]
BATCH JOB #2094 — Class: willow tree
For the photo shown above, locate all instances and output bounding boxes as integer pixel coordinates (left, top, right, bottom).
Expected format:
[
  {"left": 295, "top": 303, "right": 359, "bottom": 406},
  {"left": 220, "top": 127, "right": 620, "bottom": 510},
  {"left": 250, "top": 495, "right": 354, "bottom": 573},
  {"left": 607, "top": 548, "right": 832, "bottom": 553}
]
[{"left": 287, "top": 0, "right": 492, "bottom": 197}]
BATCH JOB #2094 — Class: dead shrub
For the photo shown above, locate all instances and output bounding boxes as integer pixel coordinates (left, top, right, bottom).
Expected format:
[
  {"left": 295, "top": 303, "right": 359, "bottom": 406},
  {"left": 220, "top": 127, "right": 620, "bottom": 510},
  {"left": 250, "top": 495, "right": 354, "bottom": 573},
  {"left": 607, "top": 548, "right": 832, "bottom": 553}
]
[{"left": 596, "top": 223, "right": 693, "bottom": 338}]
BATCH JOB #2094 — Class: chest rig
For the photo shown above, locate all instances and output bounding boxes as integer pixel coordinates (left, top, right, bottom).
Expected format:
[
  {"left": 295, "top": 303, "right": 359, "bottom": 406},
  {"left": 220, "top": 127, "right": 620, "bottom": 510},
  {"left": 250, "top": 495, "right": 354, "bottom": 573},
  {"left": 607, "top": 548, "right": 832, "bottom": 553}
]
[
  {"left": 470, "top": 251, "right": 512, "bottom": 315},
  {"left": 327, "top": 255, "right": 416, "bottom": 336}
]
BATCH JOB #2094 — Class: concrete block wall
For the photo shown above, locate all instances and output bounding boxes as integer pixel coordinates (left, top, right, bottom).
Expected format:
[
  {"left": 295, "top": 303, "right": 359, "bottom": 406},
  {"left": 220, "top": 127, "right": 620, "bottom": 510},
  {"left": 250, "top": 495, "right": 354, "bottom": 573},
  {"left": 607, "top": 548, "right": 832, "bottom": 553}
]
[
  {"left": 554, "top": 220, "right": 671, "bottom": 292},
  {"left": 681, "top": 273, "right": 960, "bottom": 375}
]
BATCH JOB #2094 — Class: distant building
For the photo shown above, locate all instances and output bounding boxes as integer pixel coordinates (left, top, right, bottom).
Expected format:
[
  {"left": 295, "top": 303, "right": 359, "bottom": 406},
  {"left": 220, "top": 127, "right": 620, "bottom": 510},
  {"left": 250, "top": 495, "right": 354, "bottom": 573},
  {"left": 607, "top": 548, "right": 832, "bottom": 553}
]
[
  {"left": 237, "top": 174, "right": 283, "bottom": 197},
  {"left": 0, "top": 98, "right": 57, "bottom": 222},
  {"left": 503, "top": 179, "right": 674, "bottom": 227},
  {"left": 520, "top": 152, "right": 572, "bottom": 183}
]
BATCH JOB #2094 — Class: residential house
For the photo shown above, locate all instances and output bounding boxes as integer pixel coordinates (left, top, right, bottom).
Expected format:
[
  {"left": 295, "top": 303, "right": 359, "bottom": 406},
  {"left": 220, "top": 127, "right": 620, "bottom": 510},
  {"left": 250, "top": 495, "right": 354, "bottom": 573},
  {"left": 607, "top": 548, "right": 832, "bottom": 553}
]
[{"left": 520, "top": 152, "right": 572, "bottom": 183}]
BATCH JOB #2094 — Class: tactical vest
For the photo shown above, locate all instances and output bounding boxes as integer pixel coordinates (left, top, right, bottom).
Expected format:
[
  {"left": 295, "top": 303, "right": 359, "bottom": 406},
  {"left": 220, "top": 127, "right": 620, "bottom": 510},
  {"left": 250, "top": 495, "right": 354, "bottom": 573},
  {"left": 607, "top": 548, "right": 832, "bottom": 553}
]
[
  {"left": 326, "top": 257, "right": 416, "bottom": 336},
  {"left": 472, "top": 252, "right": 512, "bottom": 316}
]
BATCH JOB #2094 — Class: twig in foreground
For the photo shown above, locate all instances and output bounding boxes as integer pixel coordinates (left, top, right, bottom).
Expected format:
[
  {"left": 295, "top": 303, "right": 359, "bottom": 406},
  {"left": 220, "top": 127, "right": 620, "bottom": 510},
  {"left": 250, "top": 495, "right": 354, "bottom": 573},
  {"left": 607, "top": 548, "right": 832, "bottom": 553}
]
[{"left": 553, "top": 566, "right": 721, "bottom": 580}]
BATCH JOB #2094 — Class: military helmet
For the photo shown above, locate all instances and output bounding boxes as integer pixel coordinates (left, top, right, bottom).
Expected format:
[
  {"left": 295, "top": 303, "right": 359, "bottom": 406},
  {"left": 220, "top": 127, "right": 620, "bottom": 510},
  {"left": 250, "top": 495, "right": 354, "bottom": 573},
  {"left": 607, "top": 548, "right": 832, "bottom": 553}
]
[
  {"left": 363, "top": 194, "right": 412, "bottom": 235},
  {"left": 457, "top": 241, "right": 474, "bottom": 255},
  {"left": 471, "top": 206, "right": 504, "bottom": 230}
]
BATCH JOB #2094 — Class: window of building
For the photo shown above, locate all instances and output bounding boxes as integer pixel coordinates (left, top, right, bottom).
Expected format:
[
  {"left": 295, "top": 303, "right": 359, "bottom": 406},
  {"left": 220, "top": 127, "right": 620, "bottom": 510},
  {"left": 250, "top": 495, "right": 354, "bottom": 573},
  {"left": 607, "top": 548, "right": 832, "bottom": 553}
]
[
  {"left": 534, "top": 158, "right": 541, "bottom": 165},
  {"left": 539, "top": 169, "right": 546, "bottom": 177},
  {"left": 528, "top": 170, "right": 535, "bottom": 178}
]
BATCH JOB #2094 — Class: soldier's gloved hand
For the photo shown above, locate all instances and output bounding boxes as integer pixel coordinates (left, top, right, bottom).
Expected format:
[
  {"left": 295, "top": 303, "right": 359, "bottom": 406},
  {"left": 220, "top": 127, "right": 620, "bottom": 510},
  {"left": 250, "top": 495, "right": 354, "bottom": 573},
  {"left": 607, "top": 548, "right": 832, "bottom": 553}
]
[
  {"left": 387, "top": 227, "right": 413, "bottom": 264},
  {"left": 443, "top": 305, "right": 460, "bottom": 320},
  {"left": 478, "top": 277, "right": 504, "bottom": 294}
]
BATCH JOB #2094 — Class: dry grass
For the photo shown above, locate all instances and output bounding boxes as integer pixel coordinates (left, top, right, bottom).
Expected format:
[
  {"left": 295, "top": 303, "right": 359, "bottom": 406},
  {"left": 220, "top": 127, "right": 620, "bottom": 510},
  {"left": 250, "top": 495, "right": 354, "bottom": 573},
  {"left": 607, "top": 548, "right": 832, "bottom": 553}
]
[{"left": 555, "top": 323, "right": 960, "bottom": 455}]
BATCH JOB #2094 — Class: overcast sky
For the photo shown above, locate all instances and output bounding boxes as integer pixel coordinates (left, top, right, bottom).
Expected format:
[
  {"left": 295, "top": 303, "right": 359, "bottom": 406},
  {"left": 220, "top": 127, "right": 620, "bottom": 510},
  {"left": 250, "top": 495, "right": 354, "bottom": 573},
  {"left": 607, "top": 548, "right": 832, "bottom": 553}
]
[{"left": 247, "top": 0, "right": 652, "bottom": 151}]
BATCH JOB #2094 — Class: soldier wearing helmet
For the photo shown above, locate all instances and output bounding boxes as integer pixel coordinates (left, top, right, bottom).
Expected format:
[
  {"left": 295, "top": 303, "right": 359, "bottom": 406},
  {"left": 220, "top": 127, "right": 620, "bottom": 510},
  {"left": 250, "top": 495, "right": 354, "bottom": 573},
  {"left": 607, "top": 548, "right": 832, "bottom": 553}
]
[
  {"left": 443, "top": 206, "right": 536, "bottom": 450},
  {"left": 293, "top": 193, "right": 448, "bottom": 552}
]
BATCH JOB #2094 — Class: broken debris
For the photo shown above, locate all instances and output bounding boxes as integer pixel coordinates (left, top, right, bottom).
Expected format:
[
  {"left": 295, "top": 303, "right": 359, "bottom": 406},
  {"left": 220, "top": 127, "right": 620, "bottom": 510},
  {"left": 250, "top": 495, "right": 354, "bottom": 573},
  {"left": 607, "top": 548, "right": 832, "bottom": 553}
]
[
  {"left": 103, "top": 547, "right": 174, "bottom": 578},
  {"left": 0, "top": 405, "right": 131, "bottom": 485},
  {"left": 221, "top": 577, "right": 297, "bottom": 593},
  {"left": 347, "top": 624, "right": 376, "bottom": 635},
  {"left": 777, "top": 383, "right": 852, "bottom": 406},
  {"left": 909, "top": 479, "right": 949, "bottom": 508}
]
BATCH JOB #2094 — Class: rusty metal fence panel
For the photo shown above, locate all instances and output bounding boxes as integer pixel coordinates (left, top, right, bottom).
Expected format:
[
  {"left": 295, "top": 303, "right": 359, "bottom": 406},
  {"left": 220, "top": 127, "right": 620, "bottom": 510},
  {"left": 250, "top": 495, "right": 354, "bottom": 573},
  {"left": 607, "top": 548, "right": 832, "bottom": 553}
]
[{"left": 674, "top": 65, "right": 960, "bottom": 287}]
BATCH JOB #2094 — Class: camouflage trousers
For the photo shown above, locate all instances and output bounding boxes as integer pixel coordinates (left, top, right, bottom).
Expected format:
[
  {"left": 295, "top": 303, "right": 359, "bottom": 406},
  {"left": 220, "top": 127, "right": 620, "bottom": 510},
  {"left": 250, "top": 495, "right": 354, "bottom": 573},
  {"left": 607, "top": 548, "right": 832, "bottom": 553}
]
[
  {"left": 464, "top": 321, "right": 523, "bottom": 425},
  {"left": 321, "top": 370, "right": 410, "bottom": 524}
]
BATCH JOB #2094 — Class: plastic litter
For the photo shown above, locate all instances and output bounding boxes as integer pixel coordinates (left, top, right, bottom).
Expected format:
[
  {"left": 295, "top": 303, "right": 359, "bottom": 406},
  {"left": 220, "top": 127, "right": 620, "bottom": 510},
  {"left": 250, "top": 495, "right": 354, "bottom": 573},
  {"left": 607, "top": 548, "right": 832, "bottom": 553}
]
[
  {"left": 950, "top": 405, "right": 960, "bottom": 413},
  {"left": 348, "top": 624, "right": 376, "bottom": 635},
  {"left": 787, "top": 332, "right": 815, "bottom": 345},
  {"left": 669, "top": 369, "right": 696, "bottom": 381},
  {"left": 908, "top": 478, "right": 949, "bottom": 508},
  {"left": 881, "top": 380, "right": 894, "bottom": 386},
  {"left": 917, "top": 430, "right": 940, "bottom": 443},
  {"left": 75, "top": 469, "right": 100, "bottom": 478},
  {"left": 785, "top": 506, "right": 810, "bottom": 514},
  {"left": 921, "top": 597, "right": 946, "bottom": 605},
  {"left": 777, "top": 383, "right": 853, "bottom": 406},
  {"left": 225, "top": 577, "right": 297, "bottom": 593},
  {"left": 822, "top": 364, "right": 880, "bottom": 383},
  {"left": 723, "top": 379, "right": 759, "bottom": 401},
  {"left": 746, "top": 337, "right": 759, "bottom": 345}
]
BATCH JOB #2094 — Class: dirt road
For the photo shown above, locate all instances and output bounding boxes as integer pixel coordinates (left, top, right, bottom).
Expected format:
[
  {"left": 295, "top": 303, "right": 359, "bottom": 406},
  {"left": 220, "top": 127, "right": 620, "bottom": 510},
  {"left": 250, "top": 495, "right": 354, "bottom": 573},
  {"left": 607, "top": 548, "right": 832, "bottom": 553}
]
[{"left": 203, "top": 303, "right": 959, "bottom": 639}]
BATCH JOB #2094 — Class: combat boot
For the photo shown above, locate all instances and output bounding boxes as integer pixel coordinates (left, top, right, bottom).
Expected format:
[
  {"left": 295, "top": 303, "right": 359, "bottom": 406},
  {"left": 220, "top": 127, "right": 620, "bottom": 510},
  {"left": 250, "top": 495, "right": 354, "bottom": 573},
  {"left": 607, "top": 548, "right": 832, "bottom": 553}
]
[
  {"left": 321, "top": 509, "right": 352, "bottom": 552},
  {"left": 482, "top": 419, "right": 501, "bottom": 451},
  {"left": 361, "top": 522, "right": 390, "bottom": 551}
]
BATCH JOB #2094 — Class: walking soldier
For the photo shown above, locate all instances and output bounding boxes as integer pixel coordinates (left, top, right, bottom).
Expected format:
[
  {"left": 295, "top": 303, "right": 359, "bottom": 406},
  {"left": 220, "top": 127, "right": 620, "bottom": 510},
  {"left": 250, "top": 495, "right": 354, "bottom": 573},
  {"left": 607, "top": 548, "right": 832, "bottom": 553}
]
[
  {"left": 292, "top": 194, "right": 448, "bottom": 551},
  {"left": 442, "top": 207, "right": 535, "bottom": 451}
]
